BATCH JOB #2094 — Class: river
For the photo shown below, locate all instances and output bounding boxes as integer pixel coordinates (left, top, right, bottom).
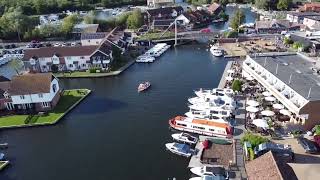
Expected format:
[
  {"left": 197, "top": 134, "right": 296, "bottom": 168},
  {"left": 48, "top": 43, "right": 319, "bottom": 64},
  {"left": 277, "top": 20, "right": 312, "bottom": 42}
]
[{"left": 0, "top": 44, "right": 228, "bottom": 180}]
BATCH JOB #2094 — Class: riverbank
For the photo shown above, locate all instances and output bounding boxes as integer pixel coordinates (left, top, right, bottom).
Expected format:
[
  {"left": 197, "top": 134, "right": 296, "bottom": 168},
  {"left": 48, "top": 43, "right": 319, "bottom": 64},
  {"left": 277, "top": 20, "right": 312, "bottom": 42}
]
[
  {"left": 54, "top": 60, "right": 135, "bottom": 78},
  {"left": 0, "top": 89, "right": 91, "bottom": 129}
]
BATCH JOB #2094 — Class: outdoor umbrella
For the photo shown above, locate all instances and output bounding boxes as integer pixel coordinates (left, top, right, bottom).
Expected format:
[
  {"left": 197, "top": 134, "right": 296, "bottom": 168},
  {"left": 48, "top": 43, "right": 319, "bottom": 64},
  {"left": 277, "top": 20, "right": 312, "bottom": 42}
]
[
  {"left": 227, "top": 69, "right": 235, "bottom": 73},
  {"left": 265, "top": 96, "right": 276, "bottom": 102},
  {"left": 273, "top": 103, "right": 284, "bottom": 110},
  {"left": 246, "top": 76, "right": 254, "bottom": 81},
  {"left": 246, "top": 106, "right": 259, "bottom": 113},
  {"left": 247, "top": 100, "right": 259, "bottom": 107},
  {"left": 226, "top": 76, "right": 233, "bottom": 81},
  {"left": 262, "top": 91, "right": 272, "bottom": 97},
  {"left": 261, "top": 110, "right": 275, "bottom": 116},
  {"left": 252, "top": 119, "right": 269, "bottom": 129},
  {"left": 280, "top": 109, "right": 291, "bottom": 116}
]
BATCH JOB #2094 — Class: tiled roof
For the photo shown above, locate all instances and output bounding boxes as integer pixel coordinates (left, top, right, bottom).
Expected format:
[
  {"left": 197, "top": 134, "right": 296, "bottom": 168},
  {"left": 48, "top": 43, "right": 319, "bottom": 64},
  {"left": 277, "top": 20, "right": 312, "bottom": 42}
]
[
  {"left": 9, "top": 73, "right": 54, "bottom": 95},
  {"left": 246, "top": 151, "right": 297, "bottom": 180},
  {"left": 23, "top": 46, "right": 99, "bottom": 60},
  {"left": 146, "top": 6, "right": 183, "bottom": 17},
  {"left": 208, "top": 3, "right": 221, "bottom": 13},
  {"left": 153, "top": 19, "right": 174, "bottom": 26}
]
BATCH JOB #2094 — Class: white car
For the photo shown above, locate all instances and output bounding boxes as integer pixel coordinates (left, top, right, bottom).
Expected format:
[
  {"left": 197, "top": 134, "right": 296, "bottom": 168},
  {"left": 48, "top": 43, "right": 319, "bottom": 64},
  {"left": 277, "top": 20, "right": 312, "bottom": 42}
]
[
  {"left": 53, "top": 43, "right": 60, "bottom": 47},
  {"left": 71, "top": 42, "right": 76, "bottom": 46},
  {"left": 190, "top": 166, "right": 229, "bottom": 179}
]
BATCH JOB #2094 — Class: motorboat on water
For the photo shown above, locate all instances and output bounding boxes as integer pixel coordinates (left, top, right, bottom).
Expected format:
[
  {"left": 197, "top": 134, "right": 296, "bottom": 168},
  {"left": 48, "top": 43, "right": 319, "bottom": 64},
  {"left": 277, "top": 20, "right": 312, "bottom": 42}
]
[
  {"left": 171, "top": 133, "right": 198, "bottom": 144},
  {"left": 136, "top": 56, "right": 155, "bottom": 63},
  {"left": 194, "top": 88, "right": 234, "bottom": 98},
  {"left": 138, "top": 82, "right": 151, "bottom": 92},
  {"left": 190, "top": 166, "right": 229, "bottom": 179},
  {"left": 189, "top": 99, "right": 236, "bottom": 111},
  {"left": 165, "top": 142, "right": 194, "bottom": 157},
  {"left": 210, "top": 45, "right": 224, "bottom": 57},
  {"left": 185, "top": 108, "right": 232, "bottom": 119},
  {"left": 189, "top": 175, "right": 227, "bottom": 180},
  {"left": 169, "top": 116, "right": 233, "bottom": 138}
]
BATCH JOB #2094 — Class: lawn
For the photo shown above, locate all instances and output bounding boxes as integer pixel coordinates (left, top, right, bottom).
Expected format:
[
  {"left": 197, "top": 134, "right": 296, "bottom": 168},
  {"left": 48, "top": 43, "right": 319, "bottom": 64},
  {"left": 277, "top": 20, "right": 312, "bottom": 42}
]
[{"left": 0, "top": 89, "right": 90, "bottom": 128}]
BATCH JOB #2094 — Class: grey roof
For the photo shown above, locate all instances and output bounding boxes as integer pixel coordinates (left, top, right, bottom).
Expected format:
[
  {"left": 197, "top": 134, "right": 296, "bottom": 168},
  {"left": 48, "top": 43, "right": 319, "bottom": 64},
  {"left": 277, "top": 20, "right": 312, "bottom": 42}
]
[
  {"left": 153, "top": 19, "right": 174, "bottom": 26},
  {"left": 287, "top": 12, "right": 320, "bottom": 17},
  {"left": 81, "top": 32, "right": 107, "bottom": 40},
  {"left": 304, "top": 15, "right": 320, "bottom": 21},
  {"left": 256, "top": 20, "right": 299, "bottom": 29},
  {"left": 252, "top": 54, "right": 320, "bottom": 101}
]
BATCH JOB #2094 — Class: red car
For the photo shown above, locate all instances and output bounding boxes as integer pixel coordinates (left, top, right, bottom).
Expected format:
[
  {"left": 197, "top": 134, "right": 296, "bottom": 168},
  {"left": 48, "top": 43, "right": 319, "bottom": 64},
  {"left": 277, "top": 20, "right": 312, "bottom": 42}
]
[{"left": 200, "top": 28, "right": 211, "bottom": 33}]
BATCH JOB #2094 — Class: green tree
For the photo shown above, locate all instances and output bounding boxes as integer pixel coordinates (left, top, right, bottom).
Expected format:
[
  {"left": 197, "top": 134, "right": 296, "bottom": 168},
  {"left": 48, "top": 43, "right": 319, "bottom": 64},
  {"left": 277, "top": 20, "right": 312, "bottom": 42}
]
[
  {"left": 33, "top": 0, "right": 47, "bottom": 14},
  {"left": 255, "top": 0, "right": 268, "bottom": 10},
  {"left": 9, "top": 58, "right": 23, "bottom": 75},
  {"left": 232, "top": 79, "right": 242, "bottom": 92},
  {"left": 277, "top": 0, "right": 291, "bottom": 10},
  {"left": 230, "top": 9, "right": 245, "bottom": 31},
  {"left": 283, "top": 37, "right": 293, "bottom": 45},
  {"left": 61, "top": 14, "right": 79, "bottom": 34},
  {"left": 126, "top": 9, "right": 143, "bottom": 29},
  {"left": 241, "top": 132, "right": 269, "bottom": 149},
  {"left": 51, "top": 64, "right": 59, "bottom": 73}
]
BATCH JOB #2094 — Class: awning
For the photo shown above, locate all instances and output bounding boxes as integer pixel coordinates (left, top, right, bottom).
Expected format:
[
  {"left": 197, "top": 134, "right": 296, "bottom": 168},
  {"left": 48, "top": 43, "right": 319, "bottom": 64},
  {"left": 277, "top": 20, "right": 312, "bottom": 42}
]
[
  {"left": 265, "top": 96, "right": 276, "bottom": 102},
  {"left": 246, "top": 106, "right": 259, "bottom": 113},
  {"left": 247, "top": 100, "right": 259, "bottom": 107},
  {"left": 252, "top": 119, "right": 269, "bottom": 129},
  {"left": 261, "top": 110, "right": 275, "bottom": 116},
  {"left": 273, "top": 103, "right": 284, "bottom": 110}
]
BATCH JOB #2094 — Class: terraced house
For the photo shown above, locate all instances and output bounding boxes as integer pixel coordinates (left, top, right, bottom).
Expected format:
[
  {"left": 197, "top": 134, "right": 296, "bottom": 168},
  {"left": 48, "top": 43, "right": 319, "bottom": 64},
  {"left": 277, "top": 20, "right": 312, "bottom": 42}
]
[
  {"left": 23, "top": 42, "right": 113, "bottom": 73},
  {"left": 0, "top": 73, "right": 60, "bottom": 112}
]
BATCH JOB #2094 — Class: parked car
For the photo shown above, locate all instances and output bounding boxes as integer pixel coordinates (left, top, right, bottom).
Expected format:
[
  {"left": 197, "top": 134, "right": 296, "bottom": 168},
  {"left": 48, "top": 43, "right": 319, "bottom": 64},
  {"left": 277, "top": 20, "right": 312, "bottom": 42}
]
[
  {"left": 297, "top": 137, "right": 319, "bottom": 154},
  {"left": 254, "top": 142, "right": 294, "bottom": 160},
  {"left": 45, "top": 43, "right": 52, "bottom": 47},
  {"left": 53, "top": 43, "right": 60, "bottom": 47},
  {"left": 71, "top": 42, "right": 76, "bottom": 46}
]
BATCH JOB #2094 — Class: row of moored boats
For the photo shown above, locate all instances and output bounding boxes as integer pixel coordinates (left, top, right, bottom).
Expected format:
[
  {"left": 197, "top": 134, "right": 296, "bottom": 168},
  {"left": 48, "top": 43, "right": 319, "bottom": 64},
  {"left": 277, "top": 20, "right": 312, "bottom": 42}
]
[{"left": 136, "top": 43, "right": 171, "bottom": 63}]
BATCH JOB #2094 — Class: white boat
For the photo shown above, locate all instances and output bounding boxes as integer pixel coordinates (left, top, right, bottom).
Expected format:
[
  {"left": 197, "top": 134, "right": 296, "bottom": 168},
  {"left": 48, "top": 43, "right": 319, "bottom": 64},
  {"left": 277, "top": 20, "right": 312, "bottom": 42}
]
[
  {"left": 169, "top": 116, "right": 233, "bottom": 138},
  {"left": 171, "top": 133, "right": 198, "bottom": 144},
  {"left": 189, "top": 175, "right": 227, "bottom": 180},
  {"left": 136, "top": 56, "right": 155, "bottom": 63},
  {"left": 194, "top": 88, "right": 234, "bottom": 98},
  {"left": 190, "top": 166, "right": 229, "bottom": 179},
  {"left": 165, "top": 142, "right": 194, "bottom": 157},
  {"left": 210, "top": 45, "right": 224, "bottom": 57},
  {"left": 138, "top": 81, "right": 151, "bottom": 92},
  {"left": 185, "top": 109, "right": 231, "bottom": 119}
]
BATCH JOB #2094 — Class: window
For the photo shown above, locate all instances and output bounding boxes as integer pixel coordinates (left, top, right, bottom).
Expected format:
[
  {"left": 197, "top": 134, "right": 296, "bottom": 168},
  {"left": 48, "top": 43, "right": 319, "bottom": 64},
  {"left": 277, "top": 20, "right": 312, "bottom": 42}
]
[
  {"left": 80, "top": 56, "right": 85, "bottom": 59},
  {"left": 177, "top": 123, "right": 187, "bottom": 127},
  {"left": 66, "top": 57, "right": 72, "bottom": 60},
  {"left": 42, "top": 102, "right": 50, "bottom": 108},
  {"left": 38, "top": 93, "right": 43, "bottom": 98},
  {"left": 69, "top": 64, "right": 73, "bottom": 68},
  {"left": 209, "top": 129, "right": 215, "bottom": 132},
  {"left": 20, "top": 95, "right": 25, "bottom": 99},
  {"left": 53, "top": 84, "right": 57, "bottom": 93},
  {"left": 82, "top": 64, "right": 86, "bottom": 67}
]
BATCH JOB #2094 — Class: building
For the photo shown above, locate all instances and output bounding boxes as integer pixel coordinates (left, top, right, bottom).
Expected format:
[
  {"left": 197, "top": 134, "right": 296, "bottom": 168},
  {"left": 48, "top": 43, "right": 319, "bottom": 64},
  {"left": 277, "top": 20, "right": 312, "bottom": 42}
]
[
  {"left": 0, "top": 76, "right": 11, "bottom": 110},
  {"left": 207, "top": 3, "right": 222, "bottom": 15},
  {"left": 286, "top": 12, "right": 320, "bottom": 24},
  {"left": 23, "top": 42, "right": 113, "bottom": 73},
  {"left": 255, "top": 20, "right": 301, "bottom": 34},
  {"left": 176, "top": 10, "right": 211, "bottom": 30},
  {"left": 299, "top": 2, "right": 320, "bottom": 13},
  {"left": 246, "top": 151, "right": 297, "bottom": 180},
  {"left": 147, "top": 0, "right": 174, "bottom": 8},
  {"left": 303, "top": 16, "right": 320, "bottom": 30},
  {"left": 39, "top": 14, "right": 60, "bottom": 25},
  {"left": 289, "top": 32, "right": 320, "bottom": 55},
  {"left": 4, "top": 73, "right": 60, "bottom": 112},
  {"left": 145, "top": 6, "right": 184, "bottom": 26},
  {"left": 73, "top": 24, "right": 99, "bottom": 34},
  {"left": 81, "top": 32, "right": 108, "bottom": 46},
  {"left": 243, "top": 53, "right": 320, "bottom": 130}
]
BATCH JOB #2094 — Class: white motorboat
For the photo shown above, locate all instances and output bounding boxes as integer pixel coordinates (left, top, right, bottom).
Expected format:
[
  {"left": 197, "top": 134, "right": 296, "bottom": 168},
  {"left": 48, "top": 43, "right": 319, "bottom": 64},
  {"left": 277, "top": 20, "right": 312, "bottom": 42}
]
[
  {"left": 190, "top": 166, "right": 229, "bottom": 179},
  {"left": 189, "top": 95, "right": 236, "bottom": 111},
  {"left": 185, "top": 109, "right": 231, "bottom": 119},
  {"left": 210, "top": 45, "right": 224, "bottom": 57},
  {"left": 189, "top": 175, "right": 227, "bottom": 180},
  {"left": 165, "top": 142, "right": 194, "bottom": 157},
  {"left": 171, "top": 133, "right": 198, "bottom": 144},
  {"left": 136, "top": 56, "right": 155, "bottom": 63},
  {"left": 194, "top": 88, "right": 234, "bottom": 98},
  {"left": 137, "top": 81, "right": 151, "bottom": 92}
]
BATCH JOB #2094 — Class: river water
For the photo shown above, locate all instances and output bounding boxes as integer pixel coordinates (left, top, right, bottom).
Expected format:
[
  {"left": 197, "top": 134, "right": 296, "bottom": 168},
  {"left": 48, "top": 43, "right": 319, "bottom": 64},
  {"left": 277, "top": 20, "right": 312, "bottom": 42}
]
[{"left": 0, "top": 44, "right": 228, "bottom": 180}]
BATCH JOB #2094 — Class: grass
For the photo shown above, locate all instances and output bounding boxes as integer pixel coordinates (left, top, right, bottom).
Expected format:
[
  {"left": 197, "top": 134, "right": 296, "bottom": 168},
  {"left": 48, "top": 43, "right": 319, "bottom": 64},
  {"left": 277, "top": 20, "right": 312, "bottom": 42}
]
[
  {"left": 137, "top": 32, "right": 175, "bottom": 41},
  {"left": 0, "top": 89, "right": 90, "bottom": 128}
]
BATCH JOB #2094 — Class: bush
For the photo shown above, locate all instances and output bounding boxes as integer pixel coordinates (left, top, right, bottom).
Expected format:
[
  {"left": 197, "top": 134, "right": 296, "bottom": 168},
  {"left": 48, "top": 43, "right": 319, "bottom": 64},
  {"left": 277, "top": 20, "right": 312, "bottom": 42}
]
[
  {"left": 293, "top": 42, "right": 303, "bottom": 49},
  {"left": 248, "top": 147, "right": 255, "bottom": 160},
  {"left": 315, "top": 125, "right": 320, "bottom": 135},
  {"left": 241, "top": 132, "right": 269, "bottom": 149},
  {"left": 226, "top": 30, "right": 238, "bottom": 38},
  {"left": 283, "top": 37, "right": 293, "bottom": 45},
  {"left": 89, "top": 67, "right": 101, "bottom": 73},
  {"left": 232, "top": 79, "right": 242, "bottom": 92}
]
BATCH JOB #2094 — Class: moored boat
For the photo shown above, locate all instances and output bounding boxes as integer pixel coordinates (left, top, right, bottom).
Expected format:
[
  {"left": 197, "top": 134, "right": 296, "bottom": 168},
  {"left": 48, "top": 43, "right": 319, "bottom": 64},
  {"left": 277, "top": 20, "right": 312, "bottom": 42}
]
[
  {"left": 190, "top": 166, "right": 229, "bottom": 179},
  {"left": 165, "top": 142, "right": 194, "bottom": 157},
  {"left": 138, "top": 82, "right": 151, "bottom": 92},
  {"left": 189, "top": 175, "right": 227, "bottom": 180},
  {"left": 171, "top": 133, "right": 198, "bottom": 144},
  {"left": 169, "top": 116, "right": 233, "bottom": 138},
  {"left": 194, "top": 88, "right": 234, "bottom": 98},
  {"left": 210, "top": 45, "right": 224, "bottom": 57}
]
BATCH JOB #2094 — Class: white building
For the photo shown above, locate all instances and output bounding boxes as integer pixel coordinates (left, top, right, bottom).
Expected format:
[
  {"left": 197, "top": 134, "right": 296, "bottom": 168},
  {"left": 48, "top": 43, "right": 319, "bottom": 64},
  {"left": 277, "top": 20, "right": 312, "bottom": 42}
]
[
  {"left": 242, "top": 53, "right": 320, "bottom": 130},
  {"left": 286, "top": 12, "right": 320, "bottom": 24},
  {"left": 6, "top": 73, "right": 60, "bottom": 112},
  {"left": 147, "top": 0, "right": 174, "bottom": 8}
]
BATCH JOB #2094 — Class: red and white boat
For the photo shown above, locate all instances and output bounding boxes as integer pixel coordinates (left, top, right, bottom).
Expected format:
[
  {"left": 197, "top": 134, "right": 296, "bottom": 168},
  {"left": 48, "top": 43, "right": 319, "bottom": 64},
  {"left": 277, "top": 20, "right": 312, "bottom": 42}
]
[
  {"left": 138, "top": 81, "right": 151, "bottom": 92},
  {"left": 169, "top": 116, "right": 233, "bottom": 138}
]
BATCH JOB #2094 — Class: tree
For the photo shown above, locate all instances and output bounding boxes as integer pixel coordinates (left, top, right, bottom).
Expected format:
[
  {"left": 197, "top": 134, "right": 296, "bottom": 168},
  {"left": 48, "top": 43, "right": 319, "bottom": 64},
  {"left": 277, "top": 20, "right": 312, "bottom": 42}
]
[
  {"left": 9, "top": 58, "right": 23, "bottom": 75},
  {"left": 232, "top": 79, "right": 242, "bottom": 92},
  {"left": 230, "top": 9, "right": 245, "bottom": 31},
  {"left": 51, "top": 64, "right": 59, "bottom": 73},
  {"left": 126, "top": 9, "right": 143, "bottom": 29},
  {"left": 61, "top": 14, "right": 79, "bottom": 34},
  {"left": 255, "top": 0, "right": 268, "bottom": 10},
  {"left": 283, "top": 37, "right": 293, "bottom": 45},
  {"left": 277, "top": 0, "right": 291, "bottom": 10},
  {"left": 112, "top": 45, "right": 122, "bottom": 61}
]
